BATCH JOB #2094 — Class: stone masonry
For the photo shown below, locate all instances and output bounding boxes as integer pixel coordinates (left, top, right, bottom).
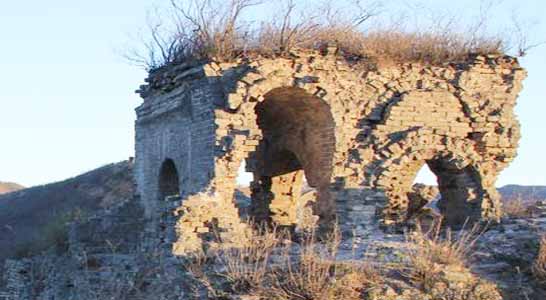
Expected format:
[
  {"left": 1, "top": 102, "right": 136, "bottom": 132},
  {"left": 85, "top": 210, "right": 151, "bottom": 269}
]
[{"left": 134, "top": 47, "right": 526, "bottom": 254}]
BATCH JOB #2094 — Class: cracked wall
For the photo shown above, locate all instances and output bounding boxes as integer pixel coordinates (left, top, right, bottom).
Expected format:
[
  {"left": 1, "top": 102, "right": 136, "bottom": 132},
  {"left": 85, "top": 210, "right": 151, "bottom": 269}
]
[{"left": 134, "top": 48, "right": 526, "bottom": 253}]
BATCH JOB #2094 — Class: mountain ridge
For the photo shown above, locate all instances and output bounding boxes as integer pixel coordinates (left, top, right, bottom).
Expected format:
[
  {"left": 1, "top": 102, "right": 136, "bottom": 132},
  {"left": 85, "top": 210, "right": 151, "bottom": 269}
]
[
  {"left": 0, "top": 181, "right": 25, "bottom": 195},
  {"left": 498, "top": 184, "right": 546, "bottom": 203}
]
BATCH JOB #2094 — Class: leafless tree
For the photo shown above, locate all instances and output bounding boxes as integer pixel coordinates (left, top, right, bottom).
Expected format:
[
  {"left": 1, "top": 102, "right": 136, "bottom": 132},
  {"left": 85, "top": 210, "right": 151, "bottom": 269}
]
[
  {"left": 510, "top": 11, "right": 543, "bottom": 57},
  {"left": 125, "top": 0, "right": 263, "bottom": 70},
  {"left": 261, "top": 0, "right": 382, "bottom": 55}
]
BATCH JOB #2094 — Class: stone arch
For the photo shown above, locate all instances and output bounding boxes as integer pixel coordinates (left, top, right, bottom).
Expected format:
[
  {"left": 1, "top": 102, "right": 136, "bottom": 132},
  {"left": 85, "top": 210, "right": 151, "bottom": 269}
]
[
  {"left": 245, "top": 86, "right": 336, "bottom": 226},
  {"left": 377, "top": 153, "right": 484, "bottom": 226},
  {"left": 212, "top": 57, "right": 352, "bottom": 208},
  {"left": 428, "top": 158, "right": 484, "bottom": 226},
  {"left": 369, "top": 129, "right": 496, "bottom": 227},
  {"left": 158, "top": 158, "right": 180, "bottom": 200}
]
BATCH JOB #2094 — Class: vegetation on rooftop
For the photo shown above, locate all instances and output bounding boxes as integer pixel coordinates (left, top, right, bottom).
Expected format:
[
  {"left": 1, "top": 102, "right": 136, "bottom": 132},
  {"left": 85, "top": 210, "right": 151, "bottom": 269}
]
[{"left": 125, "top": 0, "right": 536, "bottom": 71}]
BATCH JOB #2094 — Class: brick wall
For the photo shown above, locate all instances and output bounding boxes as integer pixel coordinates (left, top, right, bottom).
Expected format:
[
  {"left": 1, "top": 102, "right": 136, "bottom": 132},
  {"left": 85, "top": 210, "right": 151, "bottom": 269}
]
[{"left": 135, "top": 49, "right": 526, "bottom": 253}]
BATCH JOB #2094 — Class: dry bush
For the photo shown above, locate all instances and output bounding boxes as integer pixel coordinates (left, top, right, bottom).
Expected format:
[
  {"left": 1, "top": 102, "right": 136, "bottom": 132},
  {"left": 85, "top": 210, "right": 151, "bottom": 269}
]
[
  {"left": 503, "top": 196, "right": 530, "bottom": 218},
  {"left": 126, "top": 0, "right": 265, "bottom": 70},
  {"left": 191, "top": 222, "right": 381, "bottom": 299},
  {"left": 532, "top": 235, "right": 546, "bottom": 283},
  {"left": 261, "top": 0, "right": 505, "bottom": 65},
  {"left": 400, "top": 220, "right": 483, "bottom": 289},
  {"left": 182, "top": 222, "right": 283, "bottom": 297},
  {"left": 263, "top": 226, "right": 380, "bottom": 300},
  {"left": 14, "top": 209, "right": 87, "bottom": 258},
  {"left": 215, "top": 223, "right": 282, "bottom": 293},
  {"left": 127, "top": 0, "right": 532, "bottom": 71}
]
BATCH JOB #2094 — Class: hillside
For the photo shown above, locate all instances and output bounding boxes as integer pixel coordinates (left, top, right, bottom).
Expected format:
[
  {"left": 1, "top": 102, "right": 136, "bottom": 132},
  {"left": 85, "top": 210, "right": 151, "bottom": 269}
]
[
  {"left": 0, "top": 159, "right": 542, "bottom": 261},
  {"left": 0, "top": 164, "right": 545, "bottom": 299},
  {"left": 0, "top": 182, "right": 24, "bottom": 195},
  {"left": 0, "top": 160, "right": 134, "bottom": 259},
  {"left": 499, "top": 185, "right": 546, "bottom": 203}
]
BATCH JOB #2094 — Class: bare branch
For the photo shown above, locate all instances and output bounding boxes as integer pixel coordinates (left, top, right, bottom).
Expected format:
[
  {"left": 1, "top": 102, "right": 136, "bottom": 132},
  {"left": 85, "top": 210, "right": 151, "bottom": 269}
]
[
  {"left": 510, "top": 11, "right": 544, "bottom": 57},
  {"left": 350, "top": 0, "right": 383, "bottom": 28},
  {"left": 123, "top": 0, "right": 526, "bottom": 70}
]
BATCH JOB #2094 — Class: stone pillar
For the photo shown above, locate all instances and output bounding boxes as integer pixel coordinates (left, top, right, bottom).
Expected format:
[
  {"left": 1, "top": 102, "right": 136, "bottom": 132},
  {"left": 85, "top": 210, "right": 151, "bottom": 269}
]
[{"left": 269, "top": 170, "right": 304, "bottom": 225}]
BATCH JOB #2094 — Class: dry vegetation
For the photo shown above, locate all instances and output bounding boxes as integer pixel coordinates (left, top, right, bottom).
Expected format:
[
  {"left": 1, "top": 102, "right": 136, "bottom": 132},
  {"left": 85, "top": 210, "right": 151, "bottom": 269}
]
[
  {"left": 9, "top": 220, "right": 506, "bottom": 299},
  {"left": 503, "top": 196, "right": 531, "bottom": 218},
  {"left": 13, "top": 208, "right": 87, "bottom": 258},
  {"left": 400, "top": 221, "right": 483, "bottom": 291},
  {"left": 187, "top": 223, "right": 381, "bottom": 300},
  {"left": 125, "top": 0, "right": 535, "bottom": 71},
  {"left": 0, "top": 181, "right": 24, "bottom": 195},
  {"left": 533, "top": 235, "right": 546, "bottom": 283},
  {"left": 184, "top": 220, "right": 497, "bottom": 299}
]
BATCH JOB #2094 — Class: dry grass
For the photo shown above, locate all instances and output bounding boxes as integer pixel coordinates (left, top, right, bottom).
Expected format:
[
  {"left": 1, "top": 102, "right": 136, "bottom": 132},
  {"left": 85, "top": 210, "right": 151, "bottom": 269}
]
[
  {"left": 503, "top": 196, "right": 531, "bottom": 218},
  {"left": 262, "top": 227, "right": 379, "bottom": 300},
  {"left": 189, "top": 222, "right": 381, "bottom": 299},
  {"left": 126, "top": 0, "right": 533, "bottom": 71},
  {"left": 532, "top": 235, "right": 546, "bottom": 283},
  {"left": 184, "top": 219, "right": 498, "bottom": 299},
  {"left": 216, "top": 223, "right": 281, "bottom": 292},
  {"left": 400, "top": 220, "right": 483, "bottom": 290}
]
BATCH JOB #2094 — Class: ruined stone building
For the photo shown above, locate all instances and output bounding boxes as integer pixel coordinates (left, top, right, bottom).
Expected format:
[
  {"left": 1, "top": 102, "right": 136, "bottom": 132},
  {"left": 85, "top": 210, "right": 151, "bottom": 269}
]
[{"left": 134, "top": 48, "right": 526, "bottom": 254}]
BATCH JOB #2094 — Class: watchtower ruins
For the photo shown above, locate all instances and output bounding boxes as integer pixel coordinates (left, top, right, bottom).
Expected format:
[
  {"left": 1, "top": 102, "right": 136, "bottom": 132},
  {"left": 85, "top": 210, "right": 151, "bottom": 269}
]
[{"left": 134, "top": 48, "right": 526, "bottom": 254}]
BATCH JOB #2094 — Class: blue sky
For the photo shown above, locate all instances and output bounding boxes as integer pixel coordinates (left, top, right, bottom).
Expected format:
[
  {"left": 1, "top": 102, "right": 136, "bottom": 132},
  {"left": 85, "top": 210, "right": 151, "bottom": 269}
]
[{"left": 0, "top": 0, "right": 543, "bottom": 187}]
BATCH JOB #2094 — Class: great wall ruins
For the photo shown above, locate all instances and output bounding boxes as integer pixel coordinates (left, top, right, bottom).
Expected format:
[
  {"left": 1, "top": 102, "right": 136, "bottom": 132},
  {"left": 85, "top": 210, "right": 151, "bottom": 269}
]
[
  {"left": 2, "top": 47, "right": 540, "bottom": 300},
  {"left": 134, "top": 47, "right": 526, "bottom": 254}
]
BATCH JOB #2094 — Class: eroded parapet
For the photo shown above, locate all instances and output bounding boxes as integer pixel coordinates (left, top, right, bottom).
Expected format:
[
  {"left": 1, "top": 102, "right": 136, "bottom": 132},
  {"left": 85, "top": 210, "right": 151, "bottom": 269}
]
[{"left": 135, "top": 48, "right": 526, "bottom": 253}]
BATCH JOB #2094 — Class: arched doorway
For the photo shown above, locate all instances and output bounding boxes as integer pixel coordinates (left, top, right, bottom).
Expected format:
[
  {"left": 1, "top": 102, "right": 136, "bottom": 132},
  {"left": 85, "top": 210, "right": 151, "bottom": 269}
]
[
  {"left": 158, "top": 159, "right": 180, "bottom": 200},
  {"left": 247, "top": 87, "right": 336, "bottom": 227},
  {"left": 407, "top": 164, "right": 440, "bottom": 219},
  {"left": 243, "top": 87, "right": 335, "bottom": 225},
  {"left": 428, "top": 159, "right": 484, "bottom": 226},
  {"left": 379, "top": 151, "right": 484, "bottom": 227}
]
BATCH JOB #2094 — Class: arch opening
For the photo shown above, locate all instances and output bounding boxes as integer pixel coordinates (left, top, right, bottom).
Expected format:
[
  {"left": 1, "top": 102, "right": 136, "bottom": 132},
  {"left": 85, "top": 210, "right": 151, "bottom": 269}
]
[
  {"left": 247, "top": 87, "right": 335, "bottom": 227},
  {"left": 407, "top": 164, "right": 440, "bottom": 220},
  {"left": 158, "top": 159, "right": 180, "bottom": 200},
  {"left": 384, "top": 154, "right": 484, "bottom": 227},
  {"left": 428, "top": 159, "right": 484, "bottom": 226},
  {"left": 234, "top": 161, "right": 253, "bottom": 218}
]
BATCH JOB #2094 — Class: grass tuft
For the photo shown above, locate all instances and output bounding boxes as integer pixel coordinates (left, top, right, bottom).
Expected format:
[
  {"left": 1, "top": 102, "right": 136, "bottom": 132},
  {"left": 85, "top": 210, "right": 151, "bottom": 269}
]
[
  {"left": 400, "top": 219, "right": 483, "bottom": 290},
  {"left": 188, "top": 222, "right": 381, "bottom": 299}
]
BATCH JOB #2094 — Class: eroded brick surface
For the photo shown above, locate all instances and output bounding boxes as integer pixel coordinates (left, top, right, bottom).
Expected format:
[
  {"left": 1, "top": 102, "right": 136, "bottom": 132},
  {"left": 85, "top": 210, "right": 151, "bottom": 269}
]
[{"left": 134, "top": 49, "right": 526, "bottom": 254}]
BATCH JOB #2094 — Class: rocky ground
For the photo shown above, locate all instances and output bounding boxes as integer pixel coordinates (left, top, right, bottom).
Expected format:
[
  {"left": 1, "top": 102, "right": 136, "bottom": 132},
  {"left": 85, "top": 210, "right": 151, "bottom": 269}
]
[
  {"left": 0, "top": 193, "right": 544, "bottom": 300},
  {"left": 0, "top": 163, "right": 545, "bottom": 299}
]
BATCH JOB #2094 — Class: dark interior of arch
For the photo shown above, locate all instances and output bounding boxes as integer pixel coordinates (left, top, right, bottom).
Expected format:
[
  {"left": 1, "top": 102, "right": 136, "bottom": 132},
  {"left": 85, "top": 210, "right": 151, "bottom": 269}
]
[
  {"left": 405, "top": 157, "right": 484, "bottom": 227},
  {"left": 427, "top": 158, "right": 484, "bottom": 227},
  {"left": 159, "top": 159, "right": 180, "bottom": 200},
  {"left": 248, "top": 87, "right": 336, "bottom": 225}
]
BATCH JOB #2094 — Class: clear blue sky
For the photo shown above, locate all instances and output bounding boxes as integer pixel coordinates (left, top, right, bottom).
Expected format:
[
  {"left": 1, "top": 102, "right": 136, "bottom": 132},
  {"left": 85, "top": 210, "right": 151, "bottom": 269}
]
[{"left": 0, "top": 0, "right": 543, "bottom": 187}]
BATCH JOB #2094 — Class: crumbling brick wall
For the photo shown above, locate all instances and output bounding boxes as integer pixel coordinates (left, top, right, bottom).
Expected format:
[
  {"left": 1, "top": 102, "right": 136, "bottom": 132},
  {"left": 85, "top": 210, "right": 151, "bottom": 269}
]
[{"left": 135, "top": 48, "right": 526, "bottom": 253}]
